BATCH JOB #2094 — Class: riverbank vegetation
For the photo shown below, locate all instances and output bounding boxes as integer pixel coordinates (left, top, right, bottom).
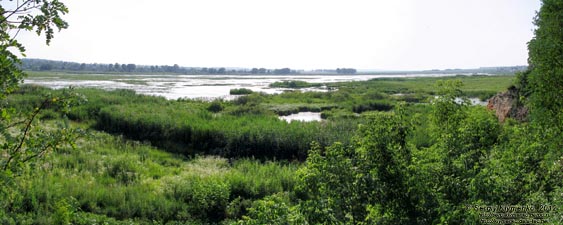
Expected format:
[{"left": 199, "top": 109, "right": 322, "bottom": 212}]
[
  {"left": 4, "top": 71, "right": 562, "bottom": 224},
  {"left": 3, "top": 0, "right": 562, "bottom": 223}
]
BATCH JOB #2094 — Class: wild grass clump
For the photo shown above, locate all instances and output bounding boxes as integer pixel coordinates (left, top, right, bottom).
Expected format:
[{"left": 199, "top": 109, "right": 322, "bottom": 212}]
[{"left": 226, "top": 159, "right": 298, "bottom": 199}]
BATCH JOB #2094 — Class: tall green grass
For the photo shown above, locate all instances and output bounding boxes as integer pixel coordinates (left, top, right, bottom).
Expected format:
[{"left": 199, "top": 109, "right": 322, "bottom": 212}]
[
  {"left": 95, "top": 102, "right": 358, "bottom": 160},
  {"left": 8, "top": 85, "right": 361, "bottom": 160},
  {"left": 2, "top": 130, "right": 300, "bottom": 223}
]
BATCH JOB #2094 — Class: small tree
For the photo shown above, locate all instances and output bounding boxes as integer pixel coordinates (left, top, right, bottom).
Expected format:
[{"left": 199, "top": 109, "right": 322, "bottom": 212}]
[{"left": 297, "top": 108, "right": 417, "bottom": 224}]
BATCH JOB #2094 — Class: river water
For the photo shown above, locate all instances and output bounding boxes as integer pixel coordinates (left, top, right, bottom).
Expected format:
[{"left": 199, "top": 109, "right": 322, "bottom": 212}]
[
  {"left": 24, "top": 73, "right": 480, "bottom": 100},
  {"left": 279, "top": 112, "right": 323, "bottom": 122}
]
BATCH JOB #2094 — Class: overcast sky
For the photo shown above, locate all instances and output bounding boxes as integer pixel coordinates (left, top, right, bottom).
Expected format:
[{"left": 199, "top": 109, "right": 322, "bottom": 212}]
[{"left": 14, "top": 0, "right": 541, "bottom": 70}]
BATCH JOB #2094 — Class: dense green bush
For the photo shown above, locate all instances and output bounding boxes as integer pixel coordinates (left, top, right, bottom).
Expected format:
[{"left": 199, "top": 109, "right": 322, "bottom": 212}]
[
  {"left": 236, "top": 193, "right": 306, "bottom": 225},
  {"left": 230, "top": 88, "right": 254, "bottom": 95},
  {"left": 207, "top": 100, "right": 224, "bottom": 113},
  {"left": 166, "top": 175, "right": 231, "bottom": 221},
  {"left": 269, "top": 80, "right": 322, "bottom": 89},
  {"left": 352, "top": 101, "right": 394, "bottom": 113},
  {"left": 296, "top": 109, "right": 416, "bottom": 224}
]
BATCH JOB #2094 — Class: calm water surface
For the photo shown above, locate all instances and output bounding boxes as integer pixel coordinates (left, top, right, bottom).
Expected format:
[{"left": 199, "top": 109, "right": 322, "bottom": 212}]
[
  {"left": 24, "top": 73, "right": 479, "bottom": 100},
  {"left": 280, "top": 112, "right": 323, "bottom": 122}
]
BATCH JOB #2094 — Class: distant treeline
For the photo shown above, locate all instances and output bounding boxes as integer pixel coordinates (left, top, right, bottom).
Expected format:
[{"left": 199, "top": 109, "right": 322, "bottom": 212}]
[
  {"left": 21, "top": 58, "right": 526, "bottom": 75},
  {"left": 422, "top": 66, "right": 528, "bottom": 75},
  {"left": 21, "top": 58, "right": 244, "bottom": 74},
  {"left": 20, "top": 58, "right": 309, "bottom": 75},
  {"left": 336, "top": 68, "right": 357, "bottom": 74}
]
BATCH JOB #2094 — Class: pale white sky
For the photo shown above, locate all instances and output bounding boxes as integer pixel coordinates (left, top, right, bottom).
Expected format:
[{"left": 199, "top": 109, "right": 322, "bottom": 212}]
[{"left": 13, "top": 0, "right": 541, "bottom": 70}]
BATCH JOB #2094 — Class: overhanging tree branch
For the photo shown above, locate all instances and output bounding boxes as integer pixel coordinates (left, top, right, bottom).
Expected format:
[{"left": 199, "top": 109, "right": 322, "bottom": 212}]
[
  {"left": 2, "top": 98, "right": 49, "bottom": 171},
  {"left": 0, "top": 0, "right": 35, "bottom": 24}
]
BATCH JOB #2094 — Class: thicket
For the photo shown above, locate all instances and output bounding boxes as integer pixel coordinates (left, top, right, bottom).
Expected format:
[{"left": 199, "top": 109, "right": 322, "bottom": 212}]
[
  {"left": 352, "top": 101, "right": 394, "bottom": 113},
  {"left": 239, "top": 81, "right": 563, "bottom": 224}
]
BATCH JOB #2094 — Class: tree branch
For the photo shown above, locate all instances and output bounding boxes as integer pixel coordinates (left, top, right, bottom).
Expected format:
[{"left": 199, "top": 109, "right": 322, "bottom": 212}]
[
  {"left": 2, "top": 98, "right": 49, "bottom": 171},
  {"left": 6, "top": 118, "right": 27, "bottom": 129},
  {"left": 0, "top": 0, "right": 35, "bottom": 24},
  {"left": 20, "top": 142, "right": 56, "bottom": 164},
  {"left": 11, "top": 28, "right": 22, "bottom": 40}
]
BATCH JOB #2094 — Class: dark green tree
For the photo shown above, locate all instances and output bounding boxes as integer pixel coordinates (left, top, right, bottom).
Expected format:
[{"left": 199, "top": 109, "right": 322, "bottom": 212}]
[
  {"left": 273, "top": 68, "right": 291, "bottom": 75},
  {"left": 297, "top": 108, "right": 417, "bottom": 224},
  {"left": 126, "top": 63, "right": 136, "bottom": 72},
  {"left": 336, "top": 68, "right": 357, "bottom": 74},
  {"left": 527, "top": 0, "right": 563, "bottom": 149},
  {"left": 39, "top": 63, "right": 53, "bottom": 71},
  {"left": 520, "top": 1, "right": 563, "bottom": 219},
  {"left": 428, "top": 80, "right": 502, "bottom": 223}
]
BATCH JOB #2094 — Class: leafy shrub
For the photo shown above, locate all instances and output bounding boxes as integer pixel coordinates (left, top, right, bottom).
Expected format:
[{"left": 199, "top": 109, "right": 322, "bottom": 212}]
[
  {"left": 53, "top": 199, "right": 74, "bottom": 225},
  {"left": 207, "top": 101, "right": 224, "bottom": 113},
  {"left": 166, "top": 175, "right": 231, "bottom": 222},
  {"left": 269, "top": 80, "right": 322, "bottom": 89},
  {"left": 352, "top": 101, "right": 393, "bottom": 113},
  {"left": 233, "top": 93, "right": 264, "bottom": 106},
  {"left": 230, "top": 88, "right": 254, "bottom": 95},
  {"left": 237, "top": 193, "right": 306, "bottom": 225},
  {"left": 297, "top": 110, "right": 416, "bottom": 224},
  {"left": 226, "top": 197, "right": 253, "bottom": 220}
]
